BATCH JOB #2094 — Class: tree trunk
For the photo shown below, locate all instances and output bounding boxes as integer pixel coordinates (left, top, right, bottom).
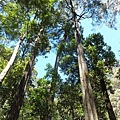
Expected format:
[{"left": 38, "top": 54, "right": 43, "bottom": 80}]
[
  {"left": 48, "top": 34, "right": 66, "bottom": 120},
  {"left": 0, "top": 34, "right": 25, "bottom": 84},
  {"left": 77, "top": 43, "right": 98, "bottom": 120},
  {"left": 70, "top": 0, "right": 98, "bottom": 120},
  {"left": 6, "top": 54, "right": 35, "bottom": 120},
  {"left": 100, "top": 79, "right": 116, "bottom": 120},
  {"left": 6, "top": 29, "right": 43, "bottom": 120}
]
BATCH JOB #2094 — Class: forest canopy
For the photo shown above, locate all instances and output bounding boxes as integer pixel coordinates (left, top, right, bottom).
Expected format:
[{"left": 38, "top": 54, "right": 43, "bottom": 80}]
[{"left": 0, "top": 0, "right": 120, "bottom": 120}]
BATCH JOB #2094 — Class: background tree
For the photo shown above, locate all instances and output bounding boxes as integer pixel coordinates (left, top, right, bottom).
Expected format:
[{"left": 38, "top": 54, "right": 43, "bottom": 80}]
[
  {"left": 83, "top": 33, "right": 116, "bottom": 120},
  {"left": 26, "top": 63, "right": 62, "bottom": 120}
]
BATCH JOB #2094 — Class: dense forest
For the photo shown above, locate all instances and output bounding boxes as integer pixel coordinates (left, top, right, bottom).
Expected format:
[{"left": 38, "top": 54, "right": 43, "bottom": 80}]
[{"left": 0, "top": 0, "right": 120, "bottom": 120}]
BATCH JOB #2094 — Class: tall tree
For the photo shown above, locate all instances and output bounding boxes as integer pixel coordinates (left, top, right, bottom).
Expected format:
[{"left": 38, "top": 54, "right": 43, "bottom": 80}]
[
  {"left": 47, "top": 33, "right": 67, "bottom": 120},
  {"left": 0, "top": 34, "right": 25, "bottom": 84},
  {"left": 0, "top": 45, "right": 28, "bottom": 119},
  {"left": 83, "top": 33, "right": 116, "bottom": 120},
  {"left": 55, "top": 25, "right": 83, "bottom": 119},
  {"left": 69, "top": 0, "right": 98, "bottom": 119},
  {"left": 57, "top": 0, "right": 120, "bottom": 119},
  {"left": 58, "top": 32, "right": 117, "bottom": 119},
  {"left": 5, "top": 29, "right": 44, "bottom": 120}
]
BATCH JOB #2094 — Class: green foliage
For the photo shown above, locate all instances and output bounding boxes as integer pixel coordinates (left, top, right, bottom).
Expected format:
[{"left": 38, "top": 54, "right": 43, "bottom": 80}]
[
  {"left": 0, "top": 45, "right": 12, "bottom": 72},
  {"left": 0, "top": 0, "right": 57, "bottom": 58},
  {"left": 0, "top": 2, "right": 25, "bottom": 39},
  {"left": 19, "top": 63, "right": 62, "bottom": 120},
  {"left": 57, "top": 82, "right": 84, "bottom": 120},
  {"left": 27, "top": 78, "right": 59, "bottom": 119},
  {"left": 29, "top": 78, "right": 50, "bottom": 119},
  {"left": 57, "top": 41, "right": 66, "bottom": 55},
  {"left": 44, "top": 63, "right": 62, "bottom": 99}
]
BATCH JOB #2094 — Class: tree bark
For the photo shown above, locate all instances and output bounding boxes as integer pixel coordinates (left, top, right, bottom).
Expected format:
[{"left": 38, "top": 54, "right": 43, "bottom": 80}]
[
  {"left": 0, "top": 34, "right": 25, "bottom": 84},
  {"left": 6, "top": 29, "right": 43, "bottom": 120},
  {"left": 100, "top": 79, "right": 116, "bottom": 120},
  {"left": 77, "top": 43, "right": 98, "bottom": 120},
  {"left": 70, "top": 0, "right": 98, "bottom": 120}
]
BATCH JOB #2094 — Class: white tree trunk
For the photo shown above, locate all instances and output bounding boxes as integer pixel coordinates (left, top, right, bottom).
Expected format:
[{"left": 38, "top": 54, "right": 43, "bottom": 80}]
[{"left": 0, "top": 34, "right": 25, "bottom": 83}]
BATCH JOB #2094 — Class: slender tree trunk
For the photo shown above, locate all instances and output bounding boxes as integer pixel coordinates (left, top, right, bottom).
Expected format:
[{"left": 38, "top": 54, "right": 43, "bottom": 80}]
[
  {"left": 47, "top": 54, "right": 59, "bottom": 120},
  {"left": 100, "top": 79, "right": 116, "bottom": 120},
  {"left": 54, "top": 33, "right": 66, "bottom": 71},
  {"left": 48, "top": 34, "right": 66, "bottom": 120},
  {"left": 6, "top": 29, "right": 43, "bottom": 120},
  {"left": 70, "top": 0, "right": 98, "bottom": 120},
  {"left": 0, "top": 34, "right": 25, "bottom": 84}
]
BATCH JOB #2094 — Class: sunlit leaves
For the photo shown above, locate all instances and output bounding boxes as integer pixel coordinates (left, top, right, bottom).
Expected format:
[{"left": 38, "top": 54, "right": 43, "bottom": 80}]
[
  {"left": 83, "top": 33, "right": 116, "bottom": 69},
  {"left": 29, "top": 78, "right": 57, "bottom": 119},
  {"left": 0, "top": 2, "right": 24, "bottom": 39},
  {"left": 0, "top": 45, "right": 12, "bottom": 72}
]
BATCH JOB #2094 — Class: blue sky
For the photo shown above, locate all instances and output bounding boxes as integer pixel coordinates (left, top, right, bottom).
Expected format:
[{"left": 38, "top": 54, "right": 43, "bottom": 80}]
[
  {"left": 35, "top": 18, "right": 120, "bottom": 78},
  {"left": 81, "top": 19, "right": 120, "bottom": 59}
]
